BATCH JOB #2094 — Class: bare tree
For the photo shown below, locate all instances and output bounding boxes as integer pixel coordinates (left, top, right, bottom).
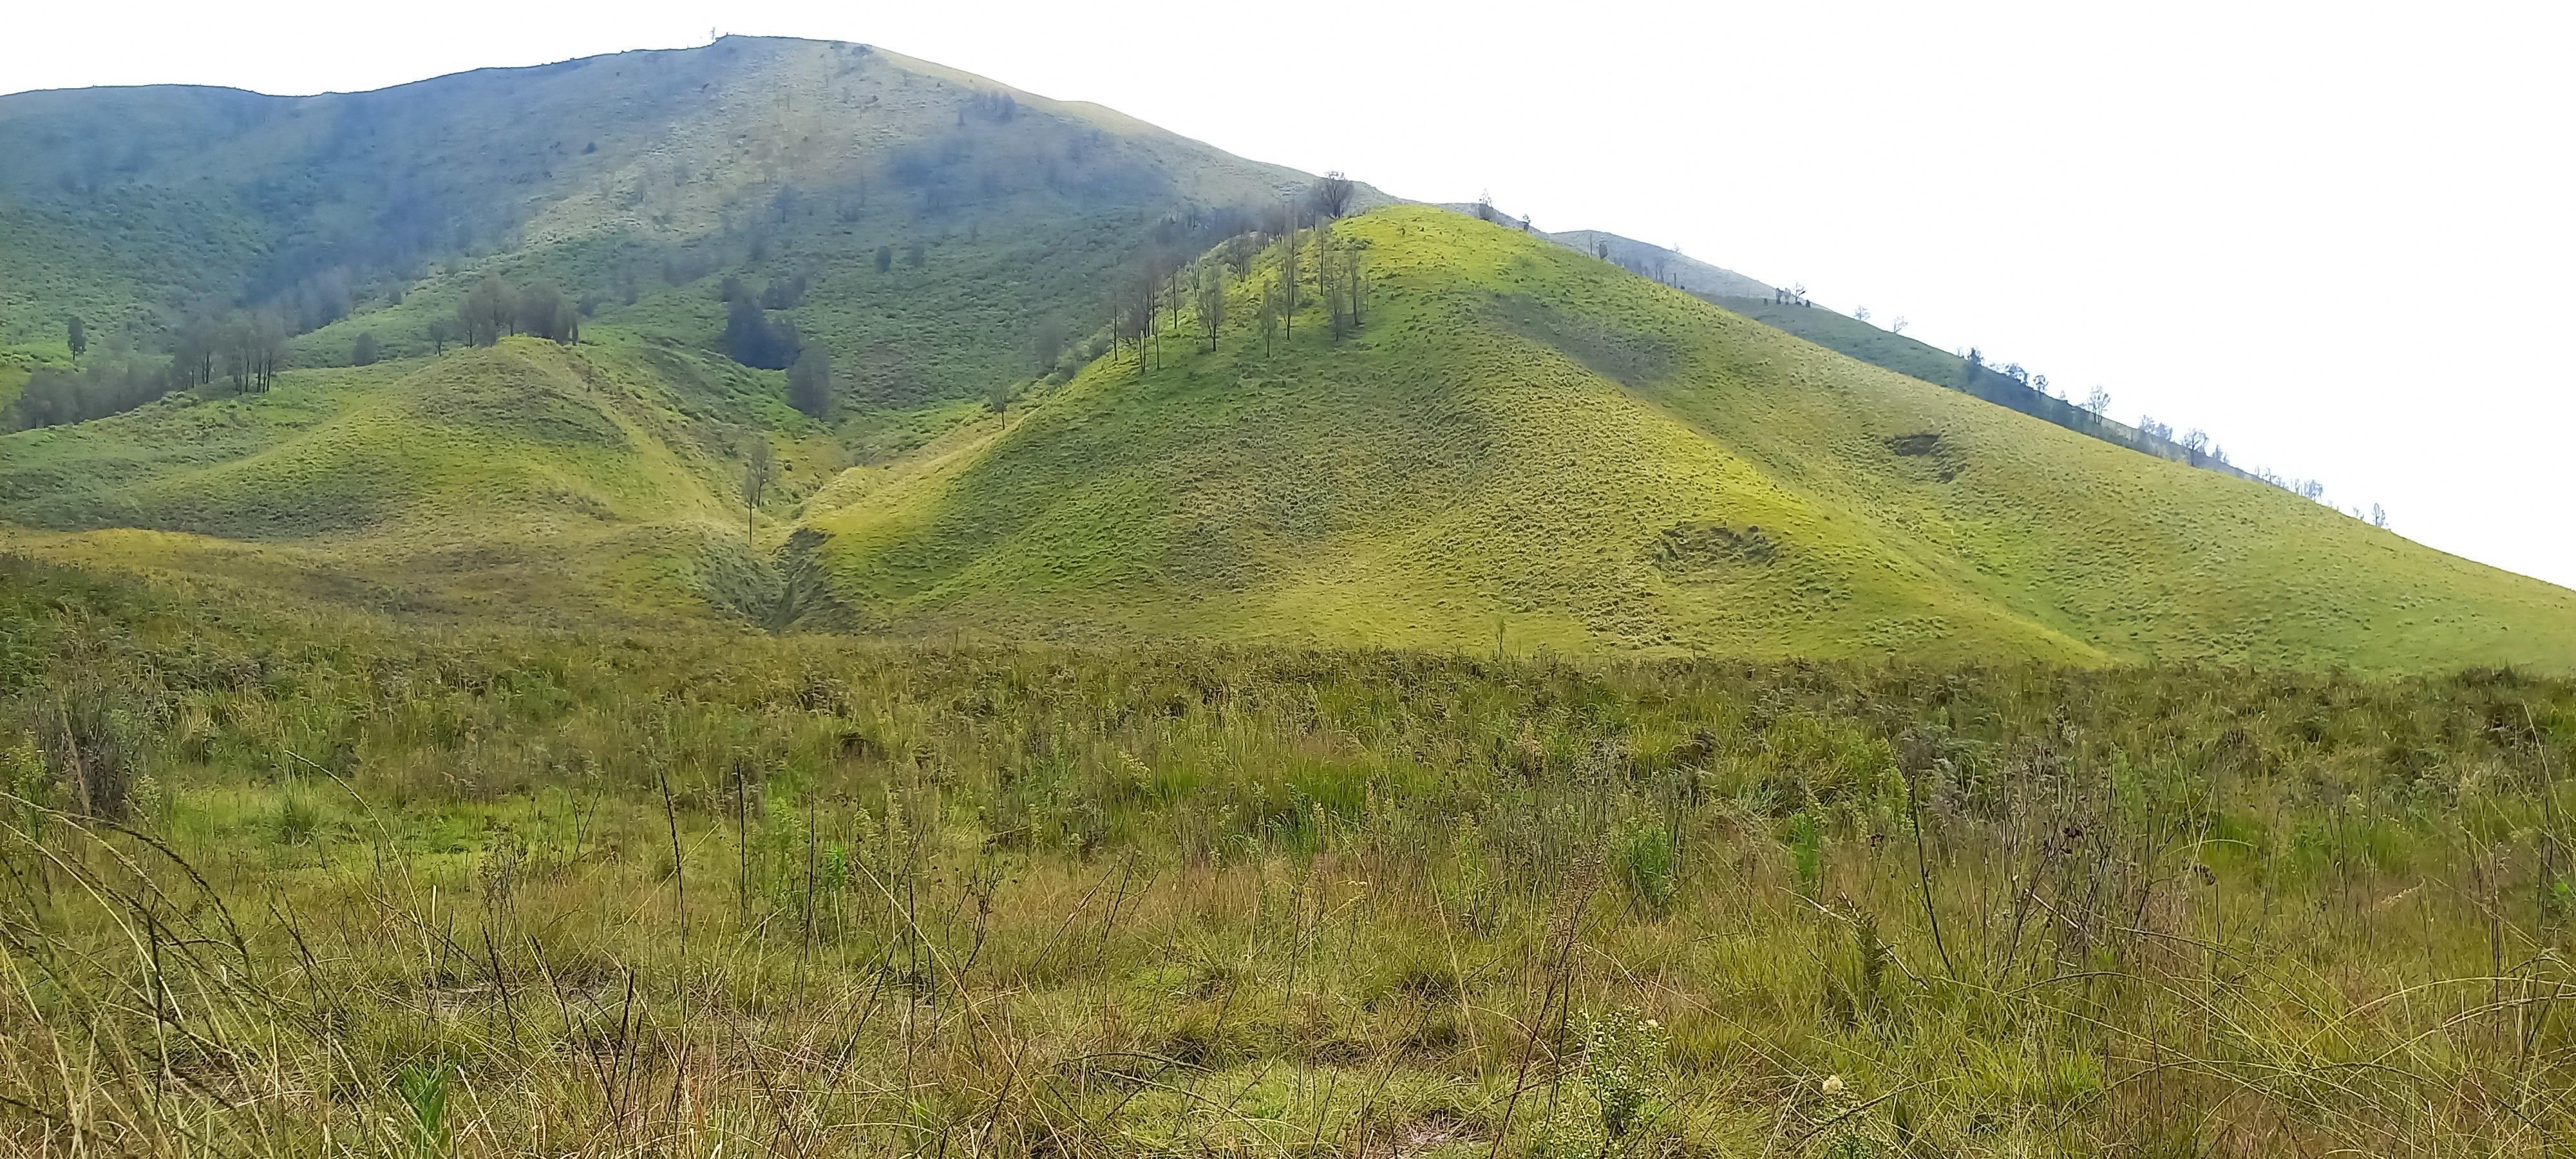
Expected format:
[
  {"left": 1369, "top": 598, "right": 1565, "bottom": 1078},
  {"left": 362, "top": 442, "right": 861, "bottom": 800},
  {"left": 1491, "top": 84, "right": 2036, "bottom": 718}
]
[
  {"left": 1259, "top": 278, "right": 1280, "bottom": 356},
  {"left": 1891, "top": 316, "right": 1909, "bottom": 335},
  {"left": 1278, "top": 222, "right": 1301, "bottom": 340},
  {"left": 2181, "top": 428, "right": 2210, "bottom": 455},
  {"left": 1853, "top": 306, "right": 1871, "bottom": 325},
  {"left": 1195, "top": 267, "right": 1226, "bottom": 352},
  {"left": 1475, "top": 191, "right": 1496, "bottom": 223},
  {"left": 2083, "top": 386, "right": 2112, "bottom": 416},
  {"left": 1309, "top": 171, "right": 1356, "bottom": 220},
  {"left": 741, "top": 440, "right": 773, "bottom": 547}
]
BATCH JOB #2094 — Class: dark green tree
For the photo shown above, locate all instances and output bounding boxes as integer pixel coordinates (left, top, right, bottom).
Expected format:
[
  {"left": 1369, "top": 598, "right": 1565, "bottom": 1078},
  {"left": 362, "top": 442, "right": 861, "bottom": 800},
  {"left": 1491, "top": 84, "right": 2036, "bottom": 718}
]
[
  {"left": 66, "top": 316, "right": 86, "bottom": 357},
  {"left": 352, "top": 332, "right": 380, "bottom": 366},
  {"left": 875, "top": 246, "right": 893, "bottom": 273},
  {"left": 515, "top": 282, "right": 578, "bottom": 343},
  {"left": 787, "top": 346, "right": 833, "bottom": 419}
]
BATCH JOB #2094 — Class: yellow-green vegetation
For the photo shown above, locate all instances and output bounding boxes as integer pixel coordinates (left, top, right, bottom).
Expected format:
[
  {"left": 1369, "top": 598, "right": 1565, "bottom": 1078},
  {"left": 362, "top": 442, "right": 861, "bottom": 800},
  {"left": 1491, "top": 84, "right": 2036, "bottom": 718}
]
[
  {"left": 806, "top": 206, "right": 2576, "bottom": 671},
  {"left": 6, "top": 556, "right": 2576, "bottom": 1156},
  {"left": 0, "top": 337, "right": 801, "bottom": 624}
]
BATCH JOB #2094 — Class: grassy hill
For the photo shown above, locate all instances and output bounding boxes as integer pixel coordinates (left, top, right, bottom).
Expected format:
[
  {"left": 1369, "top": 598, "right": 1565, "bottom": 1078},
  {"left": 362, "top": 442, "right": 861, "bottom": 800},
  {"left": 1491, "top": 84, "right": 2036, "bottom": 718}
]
[
  {"left": 0, "top": 336, "right": 780, "bottom": 623},
  {"left": 0, "top": 35, "right": 1321, "bottom": 404},
  {"left": 3, "top": 44, "right": 2570, "bottom": 672},
  {"left": 802, "top": 207, "right": 2576, "bottom": 671}
]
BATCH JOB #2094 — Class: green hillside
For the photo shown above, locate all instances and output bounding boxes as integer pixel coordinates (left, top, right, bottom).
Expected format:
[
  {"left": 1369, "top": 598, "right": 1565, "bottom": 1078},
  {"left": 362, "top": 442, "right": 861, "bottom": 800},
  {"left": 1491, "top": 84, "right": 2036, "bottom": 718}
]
[
  {"left": 3, "top": 42, "right": 2569, "bottom": 672},
  {"left": 0, "top": 35, "right": 1319, "bottom": 406},
  {"left": 0, "top": 334, "right": 828, "bottom": 623},
  {"left": 1715, "top": 296, "right": 2255, "bottom": 478},
  {"left": 803, "top": 207, "right": 2576, "bottom": 671}
]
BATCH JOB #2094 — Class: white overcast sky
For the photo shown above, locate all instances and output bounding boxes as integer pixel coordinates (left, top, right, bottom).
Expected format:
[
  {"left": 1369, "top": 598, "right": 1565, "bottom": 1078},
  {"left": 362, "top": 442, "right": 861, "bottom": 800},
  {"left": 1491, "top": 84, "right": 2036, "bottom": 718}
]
[{"left": 14, "top": 1, "right": 2574, "bottom": 590}]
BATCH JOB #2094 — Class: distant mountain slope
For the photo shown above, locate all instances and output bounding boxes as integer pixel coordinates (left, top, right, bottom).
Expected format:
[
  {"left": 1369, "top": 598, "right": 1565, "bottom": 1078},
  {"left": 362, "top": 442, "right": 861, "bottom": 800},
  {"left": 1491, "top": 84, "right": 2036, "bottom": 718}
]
[
  {"left": 0, "top": 35, "right": 1330, "bottom": 406},
  {"left": 802, "top": 206, "right": 2576, "bottom": 671},
  {"left": 1713, "top": 296, "right": 2259, "bottom": 480},
  {"left": 1433, "top": 204, "right": 1776, "bottom": 299}
]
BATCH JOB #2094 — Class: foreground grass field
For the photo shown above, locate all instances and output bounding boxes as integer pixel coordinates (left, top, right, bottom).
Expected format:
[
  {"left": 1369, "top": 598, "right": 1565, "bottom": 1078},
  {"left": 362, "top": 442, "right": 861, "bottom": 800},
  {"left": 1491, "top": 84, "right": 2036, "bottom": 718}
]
[{"left": 6, "top": 556, "right": 2575, "bottom": 1156}]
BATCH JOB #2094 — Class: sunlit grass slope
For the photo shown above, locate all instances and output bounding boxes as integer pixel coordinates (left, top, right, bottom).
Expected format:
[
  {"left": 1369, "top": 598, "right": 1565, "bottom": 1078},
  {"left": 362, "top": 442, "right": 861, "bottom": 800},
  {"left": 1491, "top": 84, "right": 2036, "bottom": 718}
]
[
  {"left": 0, "top": 337, "right": 782, "bottom": 623},
  {"left": 808, "top": 206, "right": 2576, "bottom": 671}
]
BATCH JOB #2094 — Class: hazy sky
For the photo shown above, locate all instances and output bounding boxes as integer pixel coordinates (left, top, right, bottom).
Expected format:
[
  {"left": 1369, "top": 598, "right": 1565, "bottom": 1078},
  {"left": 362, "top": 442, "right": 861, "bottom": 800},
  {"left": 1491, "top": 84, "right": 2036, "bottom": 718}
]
[{"left": 15, "top": 1, "right": 2573, "bottom": 590}]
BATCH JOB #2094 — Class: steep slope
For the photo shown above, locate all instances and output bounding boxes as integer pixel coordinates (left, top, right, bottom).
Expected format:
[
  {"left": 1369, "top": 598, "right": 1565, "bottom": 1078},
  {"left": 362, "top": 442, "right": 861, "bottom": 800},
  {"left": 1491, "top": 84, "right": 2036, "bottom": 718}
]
[
  {"left": 0, "top": 35, "right": 1325, "bottom": 408},
  {"left": 0, "top": 37, "right": 1390, "bottom": 627},
  {"left": 802, "top": 206, "right": 2576, "bottom": 671},
  {"left": 1715, "top": 295, "right": 2255, "bottom": 479}
]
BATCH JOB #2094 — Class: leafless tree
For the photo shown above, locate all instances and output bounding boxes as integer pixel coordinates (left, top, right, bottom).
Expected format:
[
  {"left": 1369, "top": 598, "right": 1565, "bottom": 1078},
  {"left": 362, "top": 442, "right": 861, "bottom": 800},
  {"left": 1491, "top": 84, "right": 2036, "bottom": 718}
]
[
  {"left": 741, "top": 440, "right": 773, "bottom": 547},
  {"left": 1310, "top": 171, "right": 1356, "bottom": 220},
  {"left": 2083, "top": 386, "right": 2112, "bottom": 415},
  {"left": 1195, "top": 267, "right": 1226, "bottom": 352},
  {"left": 1278, "top": 223, "right": 1301, "bottom": 340}
]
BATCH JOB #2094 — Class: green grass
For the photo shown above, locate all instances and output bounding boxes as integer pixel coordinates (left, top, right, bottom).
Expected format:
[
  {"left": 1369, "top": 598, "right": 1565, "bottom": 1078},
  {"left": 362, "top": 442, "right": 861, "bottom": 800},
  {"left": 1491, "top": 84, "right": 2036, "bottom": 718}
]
[
  {"left": 1, "top": 36, "right": 1310, "bottom": 386},
  {"left": 804, "top": 206, "right": 2576, "bottom": 672},
  {"left": 6, "top": 554, "right": 2576, "bottom": 1156}
]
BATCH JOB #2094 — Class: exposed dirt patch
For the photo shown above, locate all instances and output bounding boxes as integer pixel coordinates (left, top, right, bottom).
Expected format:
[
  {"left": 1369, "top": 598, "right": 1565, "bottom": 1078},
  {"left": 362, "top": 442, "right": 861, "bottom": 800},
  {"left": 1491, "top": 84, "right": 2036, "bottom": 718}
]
[
  {"left": 1883, "top": 431, "right": 1964, "bottom": 482},
  {"left": 1651, "top": 521, "right": 1777, "bottom": 572}
]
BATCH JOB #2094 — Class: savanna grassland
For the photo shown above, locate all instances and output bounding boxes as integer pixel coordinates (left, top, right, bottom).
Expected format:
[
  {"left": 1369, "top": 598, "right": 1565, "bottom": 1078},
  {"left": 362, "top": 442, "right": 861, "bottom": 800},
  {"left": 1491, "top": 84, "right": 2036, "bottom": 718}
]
[
  {"left": 11, "top": 33, "right": 2576, "bottom": 1159},
  {"left": 8, "top": 555, "right": 2576, "bottom": 1158}
]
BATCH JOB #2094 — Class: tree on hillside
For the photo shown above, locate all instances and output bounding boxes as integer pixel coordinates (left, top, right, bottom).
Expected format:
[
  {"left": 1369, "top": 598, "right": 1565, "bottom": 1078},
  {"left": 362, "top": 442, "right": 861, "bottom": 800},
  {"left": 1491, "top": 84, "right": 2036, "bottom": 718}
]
[
  {"left": 4, "top": 358, "right": 178, "bottom": 431},
  {"left": 426, "top": 318, "right": 454, "bottom": 355},
  {"left": 1278, "top": 225, "right": 1301, "bottom": 341},
  {"left": 1318, "top": 229, "right": 1347, "bottom": 341},
  {"left": 1195, "top": 269, "right": 1226, "bottom": 352},
  {"left": 875, "top": 245, "right": 894, "bottom": 274},
  {"left": 1475, "top": 191, "right": 1496, "bottom": 223},
  {"left": 788, "top": 346, "right": 833, "bottom": 419},
  {"left": 352, "top": 332, "right": 380, "bottom": 366},
  {"left": 218, "top": 311, "right": 287, "bottom": 393},
  {"left": 1258, "top": 278, "right": 1280, "bottom": 357},
  {"left": 516, "top": 282, "right": 578, "bottom": 344},
  {"left": 724, "top": 299, "right": 798, "bottom": 369},
  {"left": 987, "top": 379, "right": 1011, "bottom": 429},
  {"left": 171, "top": 316, "right": 219, "bottom": 388},
  {"left": 1032, "top": 320, "right": 1066, "bottom": 375},
  {"left": 459, "top": 278, "right": 515, "bottom": 346},
  {"left": 1310, "top": 171, "right": 1356, "bottom": 220},
  {"left": 66, "top": 316, "right": 86, "bottom": 357},
  {"left": 741, "top": 440, "right": 773, "bottom": 548},
  {"left": 2083, "top": 386, "right": 2112, "bottom": 416},
  {"left": 1891, "top": 317, "right": 1909, "bottom": 335},
  {"left": 2181, "top": 429, "right": 2210, "bottom": 455},
  {"left": 904, "top": 241, "right": 926, "bottom": 269}
]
